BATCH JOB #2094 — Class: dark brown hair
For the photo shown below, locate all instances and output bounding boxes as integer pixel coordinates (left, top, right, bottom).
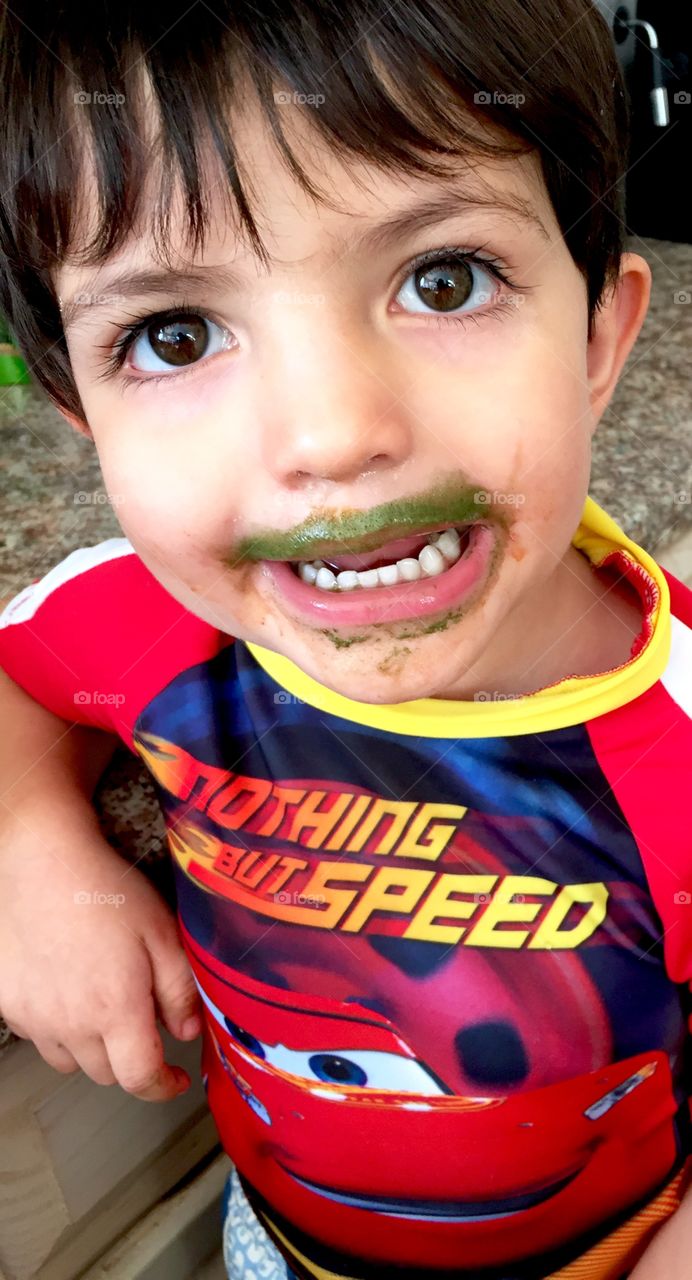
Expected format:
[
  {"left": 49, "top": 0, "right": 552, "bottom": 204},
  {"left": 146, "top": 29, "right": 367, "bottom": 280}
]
[{"left": 0, "top": 0, "right": 629, "bottom": 421}]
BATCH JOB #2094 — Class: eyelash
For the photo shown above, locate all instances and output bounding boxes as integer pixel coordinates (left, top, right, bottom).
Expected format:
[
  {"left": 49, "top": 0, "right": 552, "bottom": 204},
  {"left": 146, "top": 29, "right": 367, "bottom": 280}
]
[{"left": 95, "top": 244, "right": 530, "bottom": 391}]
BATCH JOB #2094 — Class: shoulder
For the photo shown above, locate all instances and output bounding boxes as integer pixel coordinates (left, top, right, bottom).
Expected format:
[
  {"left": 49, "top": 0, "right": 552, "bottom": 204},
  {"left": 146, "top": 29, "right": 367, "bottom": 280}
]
[
  {"left": 2, "top": 538, "right": 144, "bottom": 624},
  {"left": 0, "top": 540, "right": 230, "bottom": 747}
]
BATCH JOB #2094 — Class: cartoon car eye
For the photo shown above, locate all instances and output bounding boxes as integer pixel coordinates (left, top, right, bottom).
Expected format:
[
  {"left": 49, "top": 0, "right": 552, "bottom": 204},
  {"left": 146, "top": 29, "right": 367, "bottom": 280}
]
[
  {"left": 258, "top": 1043, "right": 447, "bottom": 1094},
  {"left": 223, "top": 1018, "right": 266, "bottom": 1059},
  {"left": 196, "top": 983, "right": 268, "bottom": 1053},
  {"left": 194, "top": 980, "right": 446, "bottom": 1094}
]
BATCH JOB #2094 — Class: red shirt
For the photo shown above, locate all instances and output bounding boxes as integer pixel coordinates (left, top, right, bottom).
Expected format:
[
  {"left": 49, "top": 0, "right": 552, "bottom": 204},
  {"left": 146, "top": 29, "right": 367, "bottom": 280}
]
[{"left": 2, "top": 496, "right": 692, "bottom": 1280}]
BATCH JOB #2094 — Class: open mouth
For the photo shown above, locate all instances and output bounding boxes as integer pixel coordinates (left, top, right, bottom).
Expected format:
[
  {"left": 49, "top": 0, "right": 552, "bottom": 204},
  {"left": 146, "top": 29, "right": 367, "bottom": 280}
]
[
  {"left": 260, "top": 520, "right": 498, "bottom": 629},
  {"left": 293, "top": 524, "right": 473, "bottom": 592}
]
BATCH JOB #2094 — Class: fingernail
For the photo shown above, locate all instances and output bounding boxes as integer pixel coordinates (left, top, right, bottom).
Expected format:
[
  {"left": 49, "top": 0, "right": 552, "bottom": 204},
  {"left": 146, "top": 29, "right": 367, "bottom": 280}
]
[{"left": 181, "top": 1015, "right": 201, "bottom": 1038}]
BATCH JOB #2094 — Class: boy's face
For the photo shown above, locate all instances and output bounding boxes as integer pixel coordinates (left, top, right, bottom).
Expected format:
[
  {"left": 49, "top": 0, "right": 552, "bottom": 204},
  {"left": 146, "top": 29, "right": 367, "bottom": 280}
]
[{"left": 57, "top": 99, "right": 617, "bottom": 703}]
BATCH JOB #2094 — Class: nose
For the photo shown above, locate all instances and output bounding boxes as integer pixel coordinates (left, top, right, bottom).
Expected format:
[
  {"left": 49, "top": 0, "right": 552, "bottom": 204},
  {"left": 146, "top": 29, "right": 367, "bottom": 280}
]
[{"left": 259, "top": 335, "right": 414, "bottom": 486}]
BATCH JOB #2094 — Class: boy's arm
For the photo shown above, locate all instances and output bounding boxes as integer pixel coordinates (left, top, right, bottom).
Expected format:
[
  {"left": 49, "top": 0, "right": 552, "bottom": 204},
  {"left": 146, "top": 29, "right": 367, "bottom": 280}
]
[
  {"left": 0, "top": 667, "right": 203, "bottom": 1102},
  {"left": 1, "top": 662, "right": 120, "bottom": 814}
]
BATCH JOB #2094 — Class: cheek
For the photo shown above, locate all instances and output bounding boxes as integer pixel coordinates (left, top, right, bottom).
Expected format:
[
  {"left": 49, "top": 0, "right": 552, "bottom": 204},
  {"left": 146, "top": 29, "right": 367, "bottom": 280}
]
[
  {"left": 428, "top": 343, "right": 592, "bottom": 573},
  {"left": 505, "top": 387, "right": 591, "bottom": 560},
  {"left": 494, "top": 331, "right": 593, "bottom": 486},
  {"left": 94, "top": 430, "right": 239, "bottom": 564},
  {"left": 517, "top": 368, "right": 593, "bottom": 512},
  {"left": 415, "top": 353, "right": 591, "bottom": 508}
]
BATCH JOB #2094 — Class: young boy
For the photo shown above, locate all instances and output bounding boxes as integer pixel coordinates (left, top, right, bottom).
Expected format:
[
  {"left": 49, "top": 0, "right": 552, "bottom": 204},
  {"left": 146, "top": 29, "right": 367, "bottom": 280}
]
[{"left": 0, "top": 1, "right": 691, "bottom": 1276}]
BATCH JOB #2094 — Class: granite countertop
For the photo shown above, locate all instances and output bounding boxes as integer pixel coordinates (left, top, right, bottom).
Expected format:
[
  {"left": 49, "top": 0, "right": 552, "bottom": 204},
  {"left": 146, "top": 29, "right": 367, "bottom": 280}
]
[{"left": 0, "top": 235, "right": 690, "bottom": 1058}]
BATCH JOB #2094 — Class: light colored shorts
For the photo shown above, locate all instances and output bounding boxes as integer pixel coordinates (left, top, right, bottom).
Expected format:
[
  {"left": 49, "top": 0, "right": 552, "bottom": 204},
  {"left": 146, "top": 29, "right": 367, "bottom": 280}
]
[{"left": 221, "top": 1167, "right": 298, "bottom": 1280}]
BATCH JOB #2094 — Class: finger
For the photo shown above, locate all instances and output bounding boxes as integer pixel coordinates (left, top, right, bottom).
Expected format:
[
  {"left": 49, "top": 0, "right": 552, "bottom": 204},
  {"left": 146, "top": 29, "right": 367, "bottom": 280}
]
[
  {"left": 68, "top": 1036, "right": 119, "bottom": 1086},
  {"left": 33, "top": 1037, "right": 81, "bottom": 1075},
  {"left": 147, "top": 930, "right": 203, "bottom": 1041},
  {"left": 104, "top": 996, "right": 191, "bottom": 1102},
  {"left": 2, "top": 1015, "right": 30, "bottom": 1038}
]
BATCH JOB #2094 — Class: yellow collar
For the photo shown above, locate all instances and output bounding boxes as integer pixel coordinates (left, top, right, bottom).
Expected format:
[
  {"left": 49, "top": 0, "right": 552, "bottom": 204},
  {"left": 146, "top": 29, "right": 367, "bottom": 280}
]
[{"left": 246, "top": 496, "right": 670, "bottom": 738}]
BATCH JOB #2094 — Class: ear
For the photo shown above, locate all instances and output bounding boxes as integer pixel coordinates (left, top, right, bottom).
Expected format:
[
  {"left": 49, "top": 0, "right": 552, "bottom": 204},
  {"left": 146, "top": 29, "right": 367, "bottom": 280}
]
[
  {"left": 55, "top": 406, "right": 94, "bottom": 440},
  {"left": 585, "top": 252, "right": 652, "bottom": 432}
]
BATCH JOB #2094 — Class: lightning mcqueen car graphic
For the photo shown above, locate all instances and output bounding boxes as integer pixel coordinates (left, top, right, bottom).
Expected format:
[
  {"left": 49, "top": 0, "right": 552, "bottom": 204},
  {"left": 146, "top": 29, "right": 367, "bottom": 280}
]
[{"left": 182, "top": 924, "right": 679, "bottom": 1272}]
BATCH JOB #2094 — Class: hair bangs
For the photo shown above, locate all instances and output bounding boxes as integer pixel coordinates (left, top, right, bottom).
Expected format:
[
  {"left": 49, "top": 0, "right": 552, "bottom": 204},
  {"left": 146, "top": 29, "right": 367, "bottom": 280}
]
[{"left": 0, "top": 0, "right": 628, "bottom": 418}]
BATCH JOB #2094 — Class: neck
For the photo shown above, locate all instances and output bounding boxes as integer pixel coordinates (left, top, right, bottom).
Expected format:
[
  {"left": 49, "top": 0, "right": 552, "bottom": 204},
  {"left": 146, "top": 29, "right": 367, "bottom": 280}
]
[{"left": 435, "top": 545, "right": 644, "bottom": 701}]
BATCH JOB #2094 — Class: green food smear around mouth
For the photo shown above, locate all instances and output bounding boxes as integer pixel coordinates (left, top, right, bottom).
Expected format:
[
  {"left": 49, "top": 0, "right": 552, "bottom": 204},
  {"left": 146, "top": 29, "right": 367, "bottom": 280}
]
[
  {"left": 319, "top": 605, "right": 468, "bottom": 648},
  {"left": 318, "top": 630, "right": 371, "bottom": 649},
  {"left": 233, "top": 481, "right": 511, "bottom": 563}
]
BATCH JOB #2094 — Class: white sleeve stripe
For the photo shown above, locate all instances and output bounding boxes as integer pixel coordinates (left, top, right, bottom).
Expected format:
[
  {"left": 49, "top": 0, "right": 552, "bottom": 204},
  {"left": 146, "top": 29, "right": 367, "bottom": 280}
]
[
  {"left": 660, "top": 614, "right": 692, "bottom": 720},
  {"left": 0, "top": 539, "right": 135, "bottom": 630}
]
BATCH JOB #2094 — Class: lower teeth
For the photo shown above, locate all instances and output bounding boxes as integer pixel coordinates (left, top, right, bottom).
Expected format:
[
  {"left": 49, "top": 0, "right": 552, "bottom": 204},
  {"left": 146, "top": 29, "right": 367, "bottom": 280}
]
[{"left": 296, "top": 525, "right": 472, "bottom": 591}]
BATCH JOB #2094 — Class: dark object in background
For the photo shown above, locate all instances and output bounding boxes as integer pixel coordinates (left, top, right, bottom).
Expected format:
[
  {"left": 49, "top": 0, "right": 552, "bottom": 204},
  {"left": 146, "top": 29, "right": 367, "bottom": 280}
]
[{"left": 596, "top": 0, "right": 691, "bottom": 242}]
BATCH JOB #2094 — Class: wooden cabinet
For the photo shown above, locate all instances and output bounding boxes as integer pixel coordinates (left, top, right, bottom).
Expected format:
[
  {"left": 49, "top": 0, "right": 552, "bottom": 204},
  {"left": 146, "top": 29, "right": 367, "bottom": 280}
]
[{"left": 0, "top": 1030, "right": 222, "bottom": 1280}]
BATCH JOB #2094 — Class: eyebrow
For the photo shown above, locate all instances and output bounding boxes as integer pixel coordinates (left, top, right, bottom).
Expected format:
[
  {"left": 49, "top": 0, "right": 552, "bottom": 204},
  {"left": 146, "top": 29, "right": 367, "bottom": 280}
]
[{"left": 61, "top": 185, "right": 549, "bottom": 331}]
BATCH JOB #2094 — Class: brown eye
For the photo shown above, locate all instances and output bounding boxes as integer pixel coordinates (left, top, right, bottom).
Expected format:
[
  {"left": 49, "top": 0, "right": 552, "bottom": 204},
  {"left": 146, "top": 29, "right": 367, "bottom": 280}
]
[
  {"left": 124, "top": 310, "right": 234, "bottom": 377},
  {"left": 415, "top": 257, "right": 474, "bottom": 312},
  {"left": 147, "top": 313, "right": 210, "bottom": 366}
]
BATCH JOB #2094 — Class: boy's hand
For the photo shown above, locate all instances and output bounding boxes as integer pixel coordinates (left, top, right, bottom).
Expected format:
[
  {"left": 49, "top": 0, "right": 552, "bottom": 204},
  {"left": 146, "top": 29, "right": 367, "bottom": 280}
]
[{"left": 0, "top": 834, "right": 203, "bottom": 1102}]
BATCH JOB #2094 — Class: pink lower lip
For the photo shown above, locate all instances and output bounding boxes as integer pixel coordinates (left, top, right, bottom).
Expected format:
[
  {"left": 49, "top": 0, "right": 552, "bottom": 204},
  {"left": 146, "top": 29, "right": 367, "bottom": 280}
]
[{"left": 261, "top": 523, "right": 497, "bottom": 627}]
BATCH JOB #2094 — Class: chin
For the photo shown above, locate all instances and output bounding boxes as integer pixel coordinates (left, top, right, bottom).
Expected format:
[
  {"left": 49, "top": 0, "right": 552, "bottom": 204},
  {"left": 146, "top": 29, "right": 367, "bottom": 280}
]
[{"left": 289, "top": 628, "right": 473, "bottom": 705}]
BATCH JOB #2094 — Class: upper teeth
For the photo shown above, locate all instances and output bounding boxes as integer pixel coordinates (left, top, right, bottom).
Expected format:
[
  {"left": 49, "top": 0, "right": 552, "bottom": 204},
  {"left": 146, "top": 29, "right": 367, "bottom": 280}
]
[{"left": 298, "top": 526, "right": 465, "bottom": 591}]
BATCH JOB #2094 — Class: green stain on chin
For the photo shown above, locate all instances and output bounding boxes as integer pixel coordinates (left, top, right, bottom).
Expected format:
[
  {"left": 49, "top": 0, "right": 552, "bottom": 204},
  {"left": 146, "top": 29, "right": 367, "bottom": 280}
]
[
  {"left": 317, "top": 599, "right": 470, "bottom": 645},
  {"left": 377, "top": 645, "right": 413, "bottom": 675},
  {"left": 233, "top": 482, "right": 510, "bottom": 563},
  {"left": 318, "top": 605, "right": 466, "bottom": 649},
  {"left": 319, "top": 630, "right": 371, "bottom": 649}
]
